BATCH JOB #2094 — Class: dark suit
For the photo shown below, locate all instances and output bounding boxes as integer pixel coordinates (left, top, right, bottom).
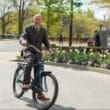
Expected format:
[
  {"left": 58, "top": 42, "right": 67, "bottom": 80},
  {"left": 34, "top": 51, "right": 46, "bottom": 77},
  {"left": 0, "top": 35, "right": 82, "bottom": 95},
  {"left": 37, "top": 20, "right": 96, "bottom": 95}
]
[
  {"left": 20, "top": 24, "right": 50, "bottom": 85},
  {"left": 20, "top": 23, "right": 50, "bottom": 59}
]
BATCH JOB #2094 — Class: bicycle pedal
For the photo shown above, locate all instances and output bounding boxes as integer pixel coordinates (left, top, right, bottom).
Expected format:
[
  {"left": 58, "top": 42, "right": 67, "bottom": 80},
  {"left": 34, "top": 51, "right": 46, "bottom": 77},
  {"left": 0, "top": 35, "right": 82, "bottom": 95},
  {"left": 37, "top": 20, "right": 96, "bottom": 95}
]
[
  {"left": 22, "top": 87, "right": 29, "bottom": 92},
  {"left": 32, "top": 86, "right": 43, "bottom": 93}
]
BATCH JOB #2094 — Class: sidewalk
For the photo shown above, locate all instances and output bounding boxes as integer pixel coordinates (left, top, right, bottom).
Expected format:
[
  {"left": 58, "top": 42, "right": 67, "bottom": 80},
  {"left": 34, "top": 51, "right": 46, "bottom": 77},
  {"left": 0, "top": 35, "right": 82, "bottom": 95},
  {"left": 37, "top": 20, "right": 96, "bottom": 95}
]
[
  {"left": 0, "top": 39, "right": 87, "bottom": 46},
  {"left": 0, "top": 39, "right": 18, "bottom": 44},
  {"left": 0, "top": 52, "right": 19, "bottom": 62}
]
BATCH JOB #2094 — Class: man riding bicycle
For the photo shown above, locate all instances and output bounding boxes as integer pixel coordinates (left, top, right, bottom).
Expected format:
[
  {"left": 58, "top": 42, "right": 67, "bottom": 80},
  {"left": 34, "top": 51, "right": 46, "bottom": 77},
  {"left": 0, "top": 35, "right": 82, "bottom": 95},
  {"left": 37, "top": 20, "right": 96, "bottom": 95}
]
[{"left": 19, "top": 14, "right": 51, "bottom": 100}]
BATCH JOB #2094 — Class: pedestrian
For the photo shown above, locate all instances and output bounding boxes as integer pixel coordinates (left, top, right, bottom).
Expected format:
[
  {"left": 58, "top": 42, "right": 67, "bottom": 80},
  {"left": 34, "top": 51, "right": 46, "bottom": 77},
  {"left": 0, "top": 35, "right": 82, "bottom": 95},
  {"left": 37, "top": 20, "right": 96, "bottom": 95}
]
[
  {"left": 59, "top": 34, "right": 63, "bottom": 48},
  {"left": 94, "top": 30, "right": 101, "bottom": 46}
]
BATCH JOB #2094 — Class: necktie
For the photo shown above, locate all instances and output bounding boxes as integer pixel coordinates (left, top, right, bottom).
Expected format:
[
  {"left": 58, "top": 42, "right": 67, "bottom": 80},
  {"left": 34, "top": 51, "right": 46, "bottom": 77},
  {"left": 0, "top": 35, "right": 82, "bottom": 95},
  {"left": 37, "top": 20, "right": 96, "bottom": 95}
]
[{"left": 36, "top": 26, "right": 39, "bottom": 32}]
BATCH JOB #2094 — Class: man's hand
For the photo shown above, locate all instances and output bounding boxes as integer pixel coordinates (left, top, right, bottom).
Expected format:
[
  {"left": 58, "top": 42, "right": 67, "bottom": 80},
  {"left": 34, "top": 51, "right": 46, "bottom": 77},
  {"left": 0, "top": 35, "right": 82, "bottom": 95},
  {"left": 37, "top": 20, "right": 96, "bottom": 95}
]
[
  {"left": 20, "top": 40, "right": 28, "bottom": 47},
  {"left": 43, "top": 48, "right": 53, "bottom": 56}
]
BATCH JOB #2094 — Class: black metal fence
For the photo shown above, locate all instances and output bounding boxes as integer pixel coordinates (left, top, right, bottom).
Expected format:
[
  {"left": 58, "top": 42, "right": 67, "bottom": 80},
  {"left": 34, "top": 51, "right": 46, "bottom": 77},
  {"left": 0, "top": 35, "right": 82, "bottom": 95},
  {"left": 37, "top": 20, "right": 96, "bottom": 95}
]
[{"left": 0, "top": 34, "right": 19, "bottom": 39}]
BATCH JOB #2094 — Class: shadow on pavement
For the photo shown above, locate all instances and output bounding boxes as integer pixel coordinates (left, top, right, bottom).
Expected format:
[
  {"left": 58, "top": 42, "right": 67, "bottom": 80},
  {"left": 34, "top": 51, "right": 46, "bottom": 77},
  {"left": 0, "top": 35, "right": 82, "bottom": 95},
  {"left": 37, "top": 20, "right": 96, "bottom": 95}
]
[
  {"left": 20, "top": 96, "right": 35, "bottom": 108},
  {"left": 20, "top": 96, "right": 76, "bottom": 110},
  {"left": 50, "top": 104, "right": 76, "bottom": 110}
]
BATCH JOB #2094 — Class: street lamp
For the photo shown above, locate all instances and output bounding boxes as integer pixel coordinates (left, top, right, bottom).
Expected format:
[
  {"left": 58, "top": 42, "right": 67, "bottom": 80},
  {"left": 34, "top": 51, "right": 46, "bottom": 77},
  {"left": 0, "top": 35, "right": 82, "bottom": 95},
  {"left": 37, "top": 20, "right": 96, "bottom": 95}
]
[{"left": 69, "top": 0, "right": 83, "bottom": 47}]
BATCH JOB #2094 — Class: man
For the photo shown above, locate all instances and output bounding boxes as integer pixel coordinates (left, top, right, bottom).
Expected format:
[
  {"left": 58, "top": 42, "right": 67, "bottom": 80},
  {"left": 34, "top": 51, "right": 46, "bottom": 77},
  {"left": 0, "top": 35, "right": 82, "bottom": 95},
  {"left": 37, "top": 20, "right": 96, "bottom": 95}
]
[{"left": 19, "top": 14, "right": 51, "bottom": 100}]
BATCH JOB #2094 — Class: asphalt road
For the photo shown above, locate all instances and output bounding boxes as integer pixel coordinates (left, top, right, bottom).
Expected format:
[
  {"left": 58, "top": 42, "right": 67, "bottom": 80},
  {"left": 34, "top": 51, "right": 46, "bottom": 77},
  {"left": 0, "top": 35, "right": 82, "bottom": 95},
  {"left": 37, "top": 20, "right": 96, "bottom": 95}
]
[
  {"left": 0, "top": 41, "right": 110, "bottom": 109},
  {"left": 0, "top": 40, "right": 20, "bottom": 52},
  {"left": 1, "top": 61, "right": 110, "bottom": 110}
]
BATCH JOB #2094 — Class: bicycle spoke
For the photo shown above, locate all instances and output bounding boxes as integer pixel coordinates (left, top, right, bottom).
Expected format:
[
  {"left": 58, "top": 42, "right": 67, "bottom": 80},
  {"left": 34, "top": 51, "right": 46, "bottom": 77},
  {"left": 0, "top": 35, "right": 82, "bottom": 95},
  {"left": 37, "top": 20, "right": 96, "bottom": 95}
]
[{"left": 42, "top": 76, "right": 48, "bottom": 92}]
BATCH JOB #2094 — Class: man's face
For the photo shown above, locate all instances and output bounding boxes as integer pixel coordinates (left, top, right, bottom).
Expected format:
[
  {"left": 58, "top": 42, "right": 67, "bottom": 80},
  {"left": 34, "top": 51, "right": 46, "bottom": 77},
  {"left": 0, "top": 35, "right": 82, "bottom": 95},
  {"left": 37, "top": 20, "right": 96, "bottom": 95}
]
[{"left": 34, "top": 16, "right": 42, "bottom": 26}]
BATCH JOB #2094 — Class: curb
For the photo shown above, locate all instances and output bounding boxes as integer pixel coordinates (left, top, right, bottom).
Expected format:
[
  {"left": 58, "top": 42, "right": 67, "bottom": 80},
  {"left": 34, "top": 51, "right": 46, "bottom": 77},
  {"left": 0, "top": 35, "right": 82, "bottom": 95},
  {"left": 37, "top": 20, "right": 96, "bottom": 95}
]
[{"left": 45, "top": 61, "right": 110, "bottom": 75}]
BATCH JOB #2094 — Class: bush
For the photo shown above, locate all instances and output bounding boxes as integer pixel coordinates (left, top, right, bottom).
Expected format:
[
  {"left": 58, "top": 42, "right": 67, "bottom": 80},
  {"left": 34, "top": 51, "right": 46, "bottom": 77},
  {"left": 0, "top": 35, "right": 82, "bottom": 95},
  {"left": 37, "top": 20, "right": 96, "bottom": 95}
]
[{"left": 43, "top": 47, "right": 110, "bottom": 69}]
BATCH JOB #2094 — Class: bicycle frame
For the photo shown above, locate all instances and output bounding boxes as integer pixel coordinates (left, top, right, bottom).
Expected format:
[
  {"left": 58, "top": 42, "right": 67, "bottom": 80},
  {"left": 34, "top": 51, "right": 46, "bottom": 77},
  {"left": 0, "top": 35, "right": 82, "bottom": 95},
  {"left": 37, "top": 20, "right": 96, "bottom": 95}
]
[{"left": 17, "top": 62, "right": 48, "bottom": 92}]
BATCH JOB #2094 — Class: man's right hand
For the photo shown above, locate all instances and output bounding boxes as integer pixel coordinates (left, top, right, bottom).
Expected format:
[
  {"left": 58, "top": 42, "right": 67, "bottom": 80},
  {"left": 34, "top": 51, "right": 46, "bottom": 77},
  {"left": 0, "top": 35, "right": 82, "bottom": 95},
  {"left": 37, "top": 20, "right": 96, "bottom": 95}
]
[{"left": 20, "top": 40, "right": 28, "bottom": 47}]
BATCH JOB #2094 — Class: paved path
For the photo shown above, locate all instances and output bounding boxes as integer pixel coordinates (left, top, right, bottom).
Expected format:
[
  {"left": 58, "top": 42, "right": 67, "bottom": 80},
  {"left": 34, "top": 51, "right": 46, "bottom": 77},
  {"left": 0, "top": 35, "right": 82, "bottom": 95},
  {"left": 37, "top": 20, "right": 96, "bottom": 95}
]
[
  {"left": 1, "top": 60, "right": 110, "bottom": 109},
  {"left": 0, "top": 41, "right": 110, "bottom": 109}
]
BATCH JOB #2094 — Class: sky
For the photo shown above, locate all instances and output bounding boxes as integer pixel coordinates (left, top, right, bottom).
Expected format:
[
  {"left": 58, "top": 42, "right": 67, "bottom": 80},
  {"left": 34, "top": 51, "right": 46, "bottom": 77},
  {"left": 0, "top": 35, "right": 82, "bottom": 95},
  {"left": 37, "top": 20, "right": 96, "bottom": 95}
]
[{"left": 79, "top": 0, "right": 109, "bottom": 20}]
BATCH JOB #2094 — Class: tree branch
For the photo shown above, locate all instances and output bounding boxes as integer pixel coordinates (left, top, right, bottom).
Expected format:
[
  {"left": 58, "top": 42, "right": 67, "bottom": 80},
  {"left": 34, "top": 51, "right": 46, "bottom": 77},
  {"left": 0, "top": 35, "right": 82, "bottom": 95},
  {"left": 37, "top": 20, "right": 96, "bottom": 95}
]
[{"left": 11, "top": 0, "right": 19, "bottom": 11}]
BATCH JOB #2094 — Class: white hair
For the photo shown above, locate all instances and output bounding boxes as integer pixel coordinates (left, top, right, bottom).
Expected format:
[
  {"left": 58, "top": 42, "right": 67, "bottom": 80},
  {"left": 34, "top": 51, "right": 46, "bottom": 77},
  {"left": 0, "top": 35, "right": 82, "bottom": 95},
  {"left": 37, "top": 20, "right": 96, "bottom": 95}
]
[{"left": 34, "top": 14, "right": 42, "bottom": 20}]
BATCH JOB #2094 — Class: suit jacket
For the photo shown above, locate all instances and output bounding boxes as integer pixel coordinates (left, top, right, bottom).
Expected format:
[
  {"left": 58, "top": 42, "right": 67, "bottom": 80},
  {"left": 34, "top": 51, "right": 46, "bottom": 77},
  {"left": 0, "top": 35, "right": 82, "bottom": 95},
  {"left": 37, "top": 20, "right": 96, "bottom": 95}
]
[{"left": 20, "top": 24, "right": 50, "bottom": 60}]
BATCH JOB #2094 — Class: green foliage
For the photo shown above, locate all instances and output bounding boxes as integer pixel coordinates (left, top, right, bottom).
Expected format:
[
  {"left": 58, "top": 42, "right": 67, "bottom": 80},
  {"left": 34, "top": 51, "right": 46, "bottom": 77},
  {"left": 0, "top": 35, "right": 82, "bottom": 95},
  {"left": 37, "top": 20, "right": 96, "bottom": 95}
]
[
  {"left": 49, "top": 23, "right": 61, "bottom": 36},
  {"left": 91, "top": 0, "right": 110, "bottom": 9},
  {"left": 15, "top": 55, "right": 25, "bottom": 62},
  {"left": 0, "top": 0, "right": 105, "bottom": 38},
  {"left": 74, "top": 12, "right": 99, "bottom": 37},
  {"left": 43, "top": 48, "right": 110, "bottom": 66},
  {"left": 92, "top": 0, "right": 110, "bottom": 4}
]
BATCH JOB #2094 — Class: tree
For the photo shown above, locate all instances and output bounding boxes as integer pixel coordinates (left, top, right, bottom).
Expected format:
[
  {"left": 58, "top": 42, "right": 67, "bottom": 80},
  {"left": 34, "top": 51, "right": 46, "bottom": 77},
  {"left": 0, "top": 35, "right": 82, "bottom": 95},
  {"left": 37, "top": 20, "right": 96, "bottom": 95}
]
[
  {"left": 0, "top": 0, "right": 14, "bottom": 34},
  {"left": 92, "top": 0, "right": 110, "bottom": 7},
  {"left": 5, "top": 7, "right": 39, "bottom": 35},
  {"left": 11, "top": 0, "right": 36, "bottom": 35},
  {"left": 36, "top": 0, "right": 64, "bottom": 35},
  {"left": 74, "top": 11, "right": 99, "bottom": 38},
  {"left": 91, "top": 0, "right": 110, "bottom": 30}
]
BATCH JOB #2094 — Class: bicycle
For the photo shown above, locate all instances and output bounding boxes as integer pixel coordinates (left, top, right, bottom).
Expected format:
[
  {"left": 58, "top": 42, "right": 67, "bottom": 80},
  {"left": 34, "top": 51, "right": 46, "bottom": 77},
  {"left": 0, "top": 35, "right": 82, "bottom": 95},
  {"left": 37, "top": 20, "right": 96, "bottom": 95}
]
[{"left": 13, "top": 45, "right": 59, "bottom": 110}]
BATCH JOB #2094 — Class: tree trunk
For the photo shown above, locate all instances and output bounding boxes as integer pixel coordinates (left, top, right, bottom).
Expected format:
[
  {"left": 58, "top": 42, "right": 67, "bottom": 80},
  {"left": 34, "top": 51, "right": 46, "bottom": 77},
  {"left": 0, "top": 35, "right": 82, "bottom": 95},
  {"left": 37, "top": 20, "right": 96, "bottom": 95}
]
[
  {"left": 1, "top": 17, "right": 6, "bottom": 35},
  {"left": 18, "top": 0, "right": 21, "bottom": 36},
  {"left": 18, "top": 0, "right": 24, "bottom": 36},
  {"left": 47, "top": 0, "right": 50, "bottom": 35},
  {"left": 18, "top": 12, "right": 24, "bottom": 36},
  {"left": 21, "top": 0, "right": 25, "bottom": 35}
]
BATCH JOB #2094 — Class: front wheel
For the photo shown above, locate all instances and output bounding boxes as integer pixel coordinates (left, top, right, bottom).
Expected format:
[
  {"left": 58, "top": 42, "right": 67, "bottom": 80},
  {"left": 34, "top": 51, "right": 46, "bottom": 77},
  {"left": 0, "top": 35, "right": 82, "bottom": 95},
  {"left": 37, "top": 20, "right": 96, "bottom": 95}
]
[
  {"left": 13, "top": 68, "right": 24, "bottom": 98},
  {"left": 32, "top": 72, "right": 59, "bottom": 110}
]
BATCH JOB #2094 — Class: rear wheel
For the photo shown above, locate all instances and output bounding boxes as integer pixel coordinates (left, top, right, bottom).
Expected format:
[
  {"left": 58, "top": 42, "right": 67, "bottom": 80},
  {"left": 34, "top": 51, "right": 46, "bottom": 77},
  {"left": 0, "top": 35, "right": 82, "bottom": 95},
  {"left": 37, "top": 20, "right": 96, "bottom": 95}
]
[
  {"left": 32, "top": 72, "right": 58, "bottom": 110},
  {"left": 13, "top": 68, "right": 24, "bottom": 98}
]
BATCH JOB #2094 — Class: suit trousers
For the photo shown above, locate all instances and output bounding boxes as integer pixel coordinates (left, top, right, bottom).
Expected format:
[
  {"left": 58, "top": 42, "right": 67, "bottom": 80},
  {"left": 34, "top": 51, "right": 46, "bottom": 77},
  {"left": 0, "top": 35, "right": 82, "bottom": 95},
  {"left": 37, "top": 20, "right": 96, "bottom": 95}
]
[{"left": 23, "top": 56, "right": 44, "bottom": 87}]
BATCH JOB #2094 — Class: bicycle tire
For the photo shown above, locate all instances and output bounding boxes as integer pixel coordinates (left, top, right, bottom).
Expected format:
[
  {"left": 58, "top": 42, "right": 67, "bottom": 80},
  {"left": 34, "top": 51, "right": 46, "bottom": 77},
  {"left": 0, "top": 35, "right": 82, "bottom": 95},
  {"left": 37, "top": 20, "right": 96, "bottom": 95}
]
[
  {"left": 32, "top": 72, "right": 59, "bottom": 110},
  {"left": 13, "top": 68, "right": 24, "bottom": 98}
]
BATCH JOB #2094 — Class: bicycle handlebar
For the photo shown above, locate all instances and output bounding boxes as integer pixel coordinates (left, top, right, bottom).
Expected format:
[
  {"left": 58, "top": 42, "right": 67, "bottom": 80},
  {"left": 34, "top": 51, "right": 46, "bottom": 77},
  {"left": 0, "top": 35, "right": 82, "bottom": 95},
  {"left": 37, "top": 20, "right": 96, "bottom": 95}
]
[
  {"left": 24, "top": 45, "right": 52, "bottom": 57},
  {"left": 26, "top": 45, "right": 42, "bottom": 54}
]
